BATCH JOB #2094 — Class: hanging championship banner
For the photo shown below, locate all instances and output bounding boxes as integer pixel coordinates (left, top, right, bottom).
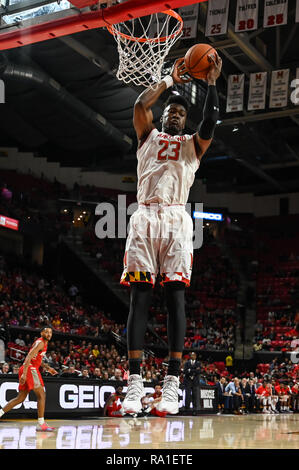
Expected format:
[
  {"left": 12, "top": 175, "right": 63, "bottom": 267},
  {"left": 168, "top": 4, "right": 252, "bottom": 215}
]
[
  {"left": 248, "top": 71, "right": 267, "bottom": 110},
  {"left": 296, "top": 0, "right": 299, "bottom": 23},
  {"left": 263, "top": 0, "right": 288, "bottom": 28},
  {"left": 235, "top": 0, "right": 259, "bottom": 32},
  {"left": 205, "top": 0, "right": 230, "bottom": 37},
  {"left": 269, "top": 69, "right": 289, "bottom": 108},
  {"left": 226, "top": 74, "right": 245, "bottom": 113},
  {"left": 179, "top": 4, "right": 199, "bottom": 39}
]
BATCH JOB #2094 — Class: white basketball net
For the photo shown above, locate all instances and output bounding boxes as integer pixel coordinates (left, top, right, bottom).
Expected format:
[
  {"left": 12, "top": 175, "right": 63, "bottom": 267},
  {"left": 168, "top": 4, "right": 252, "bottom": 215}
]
[{"left": 106, "top": 11, "right": 183, "bottom": 88}]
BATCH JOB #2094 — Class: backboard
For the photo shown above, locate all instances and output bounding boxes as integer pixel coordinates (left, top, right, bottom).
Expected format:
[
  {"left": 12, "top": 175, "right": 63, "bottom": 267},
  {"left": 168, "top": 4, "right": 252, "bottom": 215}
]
[{"left": 0, "top": 0, "right": 207, "bottom": 51}]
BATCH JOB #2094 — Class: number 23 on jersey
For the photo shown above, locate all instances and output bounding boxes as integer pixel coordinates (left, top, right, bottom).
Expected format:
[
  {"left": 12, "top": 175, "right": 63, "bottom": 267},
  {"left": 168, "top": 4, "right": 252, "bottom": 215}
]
[{"left": 157, "top": 140, "right": 181, "bottom": 161}]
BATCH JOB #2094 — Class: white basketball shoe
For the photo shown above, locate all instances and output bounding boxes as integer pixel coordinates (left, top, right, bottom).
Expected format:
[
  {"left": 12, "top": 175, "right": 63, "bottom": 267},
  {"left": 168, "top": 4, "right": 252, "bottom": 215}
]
[
  {"left": 122, "top": 374, "right": 144, "bottom": 415},
  {"left": 156, "top": 375, "right": 180, "bottom": 415}
]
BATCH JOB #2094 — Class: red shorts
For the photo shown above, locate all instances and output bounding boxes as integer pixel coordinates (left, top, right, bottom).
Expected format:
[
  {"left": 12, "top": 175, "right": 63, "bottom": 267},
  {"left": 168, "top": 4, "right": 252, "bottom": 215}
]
[
  {"left": 18, "top": 365, "right": 44, "bottom": 391},
  {"left": 107, "top": 404, "right": 123, "bottom": 417}
]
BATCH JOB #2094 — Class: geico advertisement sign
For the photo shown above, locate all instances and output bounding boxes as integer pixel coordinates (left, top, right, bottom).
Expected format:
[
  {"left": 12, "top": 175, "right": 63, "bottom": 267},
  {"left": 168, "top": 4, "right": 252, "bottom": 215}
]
[
  {"left": 0, "top": 381, "right": 215, "bottom": 410},
  {"left": 59, "top": 385, "right": 191, "bottom": 409},
  {"left": 59, "top": 384, "right": 119, "bottom": 409},
  {"left": 0, "top": 382, "right": 37, "bottom": 409},
  {"left": 0, "top": 382, "right": 156, "bottom": 410}
]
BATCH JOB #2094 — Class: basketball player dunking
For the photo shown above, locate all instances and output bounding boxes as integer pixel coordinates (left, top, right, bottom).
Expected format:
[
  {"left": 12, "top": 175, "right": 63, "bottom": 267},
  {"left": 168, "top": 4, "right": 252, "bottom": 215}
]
[
  {"left": 0, "top": 326, "right": 58, "bottom": 431},
  {"left": 120, "top": 53, "right": 222, "bottom": 415}
]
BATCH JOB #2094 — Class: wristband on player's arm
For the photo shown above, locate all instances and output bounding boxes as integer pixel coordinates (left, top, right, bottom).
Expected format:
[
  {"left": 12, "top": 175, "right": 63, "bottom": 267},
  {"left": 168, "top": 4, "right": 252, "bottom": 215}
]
[
  {"left": 198, "top": 85, "right": 219, "bottom": 140},
  {"left": 162, "top": 75, "right": 174, "bottom": 89}
]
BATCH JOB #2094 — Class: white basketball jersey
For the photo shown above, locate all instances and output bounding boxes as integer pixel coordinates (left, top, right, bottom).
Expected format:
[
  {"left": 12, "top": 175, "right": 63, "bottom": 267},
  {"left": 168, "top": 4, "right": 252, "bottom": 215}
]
[{"left": 136, "top": 128, "right": 200, "bottom": 205}]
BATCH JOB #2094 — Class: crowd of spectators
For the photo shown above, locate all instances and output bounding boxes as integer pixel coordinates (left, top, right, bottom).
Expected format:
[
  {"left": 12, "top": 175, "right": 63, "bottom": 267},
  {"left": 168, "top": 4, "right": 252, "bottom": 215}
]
[
  {"left": 1, "top": 170, "right": 299, "bottom": 362},
  {"left": 216, "top": 374, "right": 299, "bottom": 415},
  {"left": 0, "top": 253, "right": 126, "bottom": 339},
  {"left": 82, "top": 229, "right": 238, "bottom": 352},
  {"left": 1, "top": 170, "right": 239, "bottom": 353},
  {"left": 253, "top": 215, "right": 299, "bottom": 352},
  {"left": 0, "top": 170, "right": 72, "bottom": 237},
  {"left": 1, "top": 335, "right": 299, "bottom": 415},
  {"left": 0, "top": 246, "right": 237, "bottom": 355}
]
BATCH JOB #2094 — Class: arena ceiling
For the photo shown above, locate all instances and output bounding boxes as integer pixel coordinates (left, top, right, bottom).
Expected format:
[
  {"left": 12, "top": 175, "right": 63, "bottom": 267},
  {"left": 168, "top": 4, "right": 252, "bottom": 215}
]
[{"left": 0, "top": 0, "right": 298, "bottom": 196}]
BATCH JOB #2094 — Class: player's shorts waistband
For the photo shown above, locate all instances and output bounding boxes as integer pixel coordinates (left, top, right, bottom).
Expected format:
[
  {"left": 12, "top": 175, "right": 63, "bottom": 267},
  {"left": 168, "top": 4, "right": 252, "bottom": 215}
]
[{"left": 138, "top": 203, "right": 185, "bottom": 209}]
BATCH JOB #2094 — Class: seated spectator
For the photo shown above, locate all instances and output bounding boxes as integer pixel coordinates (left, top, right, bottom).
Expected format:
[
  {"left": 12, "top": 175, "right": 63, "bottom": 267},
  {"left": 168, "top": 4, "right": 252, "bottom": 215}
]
[
  {"left": 253, "top": 341, "right": 262, "bottom": 352},
  {"left": 47, "top": 352, "right": 61, "bottom": 372},
  {"left": 143, "top": 371, "right": 153, "bottom": 383},
  {"left": 216, "top": 377, "right": 227, "bottom": 414},
  {"left": 275, "top": 382, "right": 291, "bottom": 413},
  {"left": 264, "top": 383, "right": 279, "bottom": 414},
  {"left": 92, "top": 345, "right": 100, "bottom": 359},
  {"left": 93, "top": 368, "right": 102, "bottom": 380},
  {"left": 225, "top": 354, "right": 233, "bottom": 373},
  {"left": 240, "top": 378, "right": 252, "bottom": 414},
  {"left": 256, "top": 380, "right": 269, "bottom": 413},
  {"left": 247, "top": 379, "right": 257, "bottom": 413},
  {"left": 224, "top": 378, "right": 243, "bottom": 414},
  {"left": 102, "top": 371, "right": 109, "bottom": 381},
  {"left": 110, "top": 369, "right": 123, "bottom": 381},
  {"left": 80, "top": 368, "right": 90, "bottom": 379},
  {"left": 290, "top": 382, "right": 299, "bottom": 412},
  {"left": 0, "top": 363, "right": 9, "bottom": 374},
  {"left": 8, "top": 364, "right": 20, "bottom": 375},
  {"left": 60, "top": 364, "right": 79, "bottom": 378}
]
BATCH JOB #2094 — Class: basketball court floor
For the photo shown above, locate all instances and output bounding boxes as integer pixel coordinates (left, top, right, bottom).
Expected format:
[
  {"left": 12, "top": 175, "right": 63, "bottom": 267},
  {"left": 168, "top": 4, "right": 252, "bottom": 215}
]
[{"left": 0, "top": 414, "right": 298, "bottom": 449}]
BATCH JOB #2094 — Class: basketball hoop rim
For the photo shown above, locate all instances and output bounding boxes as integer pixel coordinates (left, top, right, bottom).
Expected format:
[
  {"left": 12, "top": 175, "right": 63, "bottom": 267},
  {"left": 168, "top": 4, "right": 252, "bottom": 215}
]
[{"left": 106, "top": 9, "right": 183, "bottom": 43}]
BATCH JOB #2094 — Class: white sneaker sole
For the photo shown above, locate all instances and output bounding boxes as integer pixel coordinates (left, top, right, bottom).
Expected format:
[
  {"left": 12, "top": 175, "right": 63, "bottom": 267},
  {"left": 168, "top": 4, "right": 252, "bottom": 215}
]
[{"left": 157, "top": 404, "right": 179, "bottom": 415}]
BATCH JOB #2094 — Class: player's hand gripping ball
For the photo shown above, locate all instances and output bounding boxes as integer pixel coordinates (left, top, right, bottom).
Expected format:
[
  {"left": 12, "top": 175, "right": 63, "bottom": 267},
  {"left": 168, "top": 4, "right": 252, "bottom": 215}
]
[
  {"left": 171, "top": 58, "right": 193, "bottom": 84},
  {"left": 183, "top": 43, "right": 218, "bottom": 80}
]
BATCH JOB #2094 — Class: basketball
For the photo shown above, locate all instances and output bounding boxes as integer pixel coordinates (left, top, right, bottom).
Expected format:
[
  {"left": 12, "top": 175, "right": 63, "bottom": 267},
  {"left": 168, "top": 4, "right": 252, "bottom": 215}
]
[{"left": 184, "top": 43, "right": 217, "bottom": 80}]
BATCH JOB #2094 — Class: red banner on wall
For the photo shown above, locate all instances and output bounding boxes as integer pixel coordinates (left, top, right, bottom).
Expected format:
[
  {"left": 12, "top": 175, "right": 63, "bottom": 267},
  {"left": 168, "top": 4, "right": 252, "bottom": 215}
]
[{"left": 0, "top": 215, "right": 19, "bottom": 231}]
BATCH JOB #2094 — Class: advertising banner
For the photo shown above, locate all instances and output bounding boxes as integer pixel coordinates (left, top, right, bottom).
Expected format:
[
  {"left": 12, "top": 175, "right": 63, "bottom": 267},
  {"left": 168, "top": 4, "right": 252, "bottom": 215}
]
[{"left": 0, "top": 377, "right": 218, "bottom": 416}]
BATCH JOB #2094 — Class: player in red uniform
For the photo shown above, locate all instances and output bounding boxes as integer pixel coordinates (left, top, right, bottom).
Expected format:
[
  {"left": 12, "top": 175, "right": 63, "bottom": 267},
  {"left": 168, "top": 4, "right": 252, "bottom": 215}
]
[
  {"left": 291, "top": 383, "right": 299, "bottom": 412},
  {"left": 255, "top": 381, "right": 278, "bottom": 413},
  {"left": 275, "top": 382, "right": 291, "bottom": 413},
  {"left": 0, "top": 326, "right": 58, "bottom": 431},
  {"left": 103, "top": 386, "right": 126, "bottom": 417},
  {"left": 142, "top": 385, "right": 167, "bottom": 417}
]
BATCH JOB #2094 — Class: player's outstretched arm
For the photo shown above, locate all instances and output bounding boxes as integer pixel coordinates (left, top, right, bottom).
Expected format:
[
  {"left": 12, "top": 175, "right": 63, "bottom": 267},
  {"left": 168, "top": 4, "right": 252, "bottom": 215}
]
[
  {"left": 41, "top": 361, "right": 58, "bottom": 376},
  {"left": 134, "top": 59, "right": 190, "bottom": 143},
  {"left": 194, "top": 53, "right": 222, "bottom": 161}
]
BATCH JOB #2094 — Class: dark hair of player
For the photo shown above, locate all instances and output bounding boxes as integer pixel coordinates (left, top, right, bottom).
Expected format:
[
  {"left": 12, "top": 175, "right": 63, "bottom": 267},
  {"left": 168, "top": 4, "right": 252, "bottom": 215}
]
[
  {"left": 163, "top": 94, "right": 190, "bottom": 113},
  {"left": 40, "top": 325, "right": 53, "bottom": 333}
]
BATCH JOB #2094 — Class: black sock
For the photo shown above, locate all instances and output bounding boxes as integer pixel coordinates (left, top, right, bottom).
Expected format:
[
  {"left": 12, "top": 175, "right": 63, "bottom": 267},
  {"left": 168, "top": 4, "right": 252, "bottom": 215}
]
[
  {"left": 167, "top": 358, "right": 181, "bottom": 377},
  {"left": 129, "top": 359, "right": 141, "bottom": 376}
]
